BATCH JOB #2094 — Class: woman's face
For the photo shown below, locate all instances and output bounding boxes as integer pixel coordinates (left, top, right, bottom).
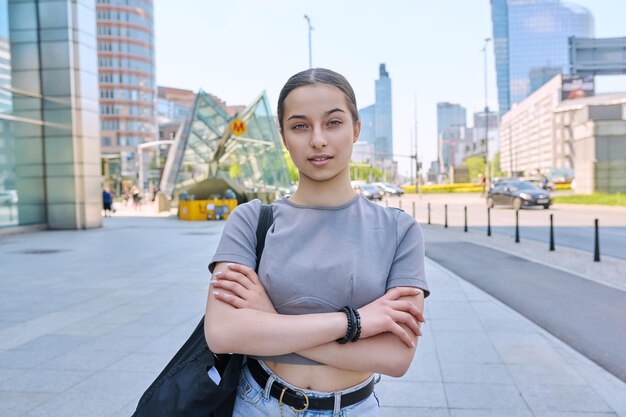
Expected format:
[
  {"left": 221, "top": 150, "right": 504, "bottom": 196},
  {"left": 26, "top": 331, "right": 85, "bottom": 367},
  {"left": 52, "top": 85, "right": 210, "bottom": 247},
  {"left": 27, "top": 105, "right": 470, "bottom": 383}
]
[{"left": 281, "top": 83, "right": 360, "bottom": 184}]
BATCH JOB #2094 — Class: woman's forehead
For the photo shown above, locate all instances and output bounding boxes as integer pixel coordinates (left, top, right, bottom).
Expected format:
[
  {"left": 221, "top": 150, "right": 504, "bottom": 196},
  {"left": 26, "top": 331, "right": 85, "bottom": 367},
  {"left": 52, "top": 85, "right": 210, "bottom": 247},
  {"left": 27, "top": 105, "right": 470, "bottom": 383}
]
[{"left": 283, "top": 84, "right": 349, "bottom": 112}]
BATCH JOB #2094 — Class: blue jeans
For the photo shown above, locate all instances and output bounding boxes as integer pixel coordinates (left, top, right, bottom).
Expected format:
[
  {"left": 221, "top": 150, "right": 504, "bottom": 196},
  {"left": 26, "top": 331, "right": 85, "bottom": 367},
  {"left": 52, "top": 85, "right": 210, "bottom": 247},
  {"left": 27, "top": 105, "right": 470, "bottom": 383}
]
[{"left": 233, "top": 360, "right": 380, "bottom": 417}]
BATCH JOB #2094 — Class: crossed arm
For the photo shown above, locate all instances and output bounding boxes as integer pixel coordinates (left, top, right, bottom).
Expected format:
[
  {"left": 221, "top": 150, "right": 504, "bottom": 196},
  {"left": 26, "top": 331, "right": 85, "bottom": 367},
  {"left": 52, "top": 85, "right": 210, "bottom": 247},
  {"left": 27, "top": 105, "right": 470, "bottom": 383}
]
[{"left": 204, "top": 263, "right": 425, "bottom": 377}]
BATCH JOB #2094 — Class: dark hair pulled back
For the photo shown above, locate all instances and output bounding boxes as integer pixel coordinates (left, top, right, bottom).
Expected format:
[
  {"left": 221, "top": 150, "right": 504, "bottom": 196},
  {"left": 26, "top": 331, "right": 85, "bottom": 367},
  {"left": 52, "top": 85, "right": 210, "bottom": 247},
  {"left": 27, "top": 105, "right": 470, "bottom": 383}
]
[{"left": 277, "top": 68, "right": 359, "bottom": 132}]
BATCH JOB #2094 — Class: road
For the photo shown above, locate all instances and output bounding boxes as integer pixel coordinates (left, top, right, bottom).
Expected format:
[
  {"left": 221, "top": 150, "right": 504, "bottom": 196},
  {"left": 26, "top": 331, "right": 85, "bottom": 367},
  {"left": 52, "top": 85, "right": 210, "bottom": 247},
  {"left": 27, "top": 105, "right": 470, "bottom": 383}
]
[
  {"left": 424, "top": 238, "right": 626, "bottom": 383},
  {"left": 380, "top": 193, "right": 626, "bottom": 260}
]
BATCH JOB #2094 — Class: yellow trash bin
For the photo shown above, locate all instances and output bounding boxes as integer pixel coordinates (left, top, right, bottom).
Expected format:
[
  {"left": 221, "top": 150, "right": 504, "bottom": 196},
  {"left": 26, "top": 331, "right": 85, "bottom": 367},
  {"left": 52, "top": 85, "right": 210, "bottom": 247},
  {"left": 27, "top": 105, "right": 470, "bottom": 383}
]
[{"left": 178, "top": 199, "right": 238, "bottom": 221}]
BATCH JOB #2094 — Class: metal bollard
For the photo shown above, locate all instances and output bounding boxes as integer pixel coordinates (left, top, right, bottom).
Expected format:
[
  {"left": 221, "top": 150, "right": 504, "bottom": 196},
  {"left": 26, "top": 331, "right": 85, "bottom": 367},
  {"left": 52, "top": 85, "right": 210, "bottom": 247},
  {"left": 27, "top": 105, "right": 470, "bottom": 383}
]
[
  {"left": 412, "top": 201, "right": 415, "bottom": 219},
  {"left": 515, "top": 209, "right": 520, "bottom": 243},
  {"left": 385, "top": 199, "right": 388, "bottom": 208},
  {"left": 444, "top": 204, "right": 448, "bottom": 228},
  {"left": 549, "top": 214, "right": 555, "bottom": 251},
  {"left": 594, "top": 218, "right": 600, "bottom": 262},
  {"left": 464, "top": 206, "right": 468, "bottom": 232},
  {"left": 487, "top": 207, "right": 491, "bottom": 236},
  {"left": 398, "top": 200, "right": 402, "bottom": 211},
  {"left": 428, "top": 203, "right": 431, "bottom": 225}
]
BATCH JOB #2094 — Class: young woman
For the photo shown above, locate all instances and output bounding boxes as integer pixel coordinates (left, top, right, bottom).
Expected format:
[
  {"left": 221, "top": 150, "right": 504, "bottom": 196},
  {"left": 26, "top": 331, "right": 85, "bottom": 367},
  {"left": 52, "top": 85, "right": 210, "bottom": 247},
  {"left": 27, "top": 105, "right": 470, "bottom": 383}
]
[{"left": 205, "top": 68, "right": 429, "bottom": 417}]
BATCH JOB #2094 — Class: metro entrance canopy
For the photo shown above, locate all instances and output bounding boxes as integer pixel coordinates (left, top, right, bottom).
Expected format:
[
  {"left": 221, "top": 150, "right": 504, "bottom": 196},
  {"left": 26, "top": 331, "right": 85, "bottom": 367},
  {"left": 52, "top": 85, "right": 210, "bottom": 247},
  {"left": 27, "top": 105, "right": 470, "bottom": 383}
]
[{"left": 160, "top": 90, "right": 292, "bottom": 200}]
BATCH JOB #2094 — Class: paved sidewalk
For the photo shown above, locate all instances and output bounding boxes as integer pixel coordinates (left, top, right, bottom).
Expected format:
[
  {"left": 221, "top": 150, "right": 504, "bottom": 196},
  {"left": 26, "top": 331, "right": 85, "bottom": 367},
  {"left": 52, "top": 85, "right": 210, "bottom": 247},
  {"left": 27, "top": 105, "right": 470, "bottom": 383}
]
[{"left": 0, "top": 214, "right": 625, "bottom": 416}]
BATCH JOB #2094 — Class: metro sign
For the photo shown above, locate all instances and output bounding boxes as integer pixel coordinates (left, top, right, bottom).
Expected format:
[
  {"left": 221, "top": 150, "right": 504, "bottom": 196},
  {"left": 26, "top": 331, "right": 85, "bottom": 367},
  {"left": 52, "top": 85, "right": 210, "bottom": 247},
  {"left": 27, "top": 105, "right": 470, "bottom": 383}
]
[{"left": 229, "top": 119, "right": 247, "bottom": 136}]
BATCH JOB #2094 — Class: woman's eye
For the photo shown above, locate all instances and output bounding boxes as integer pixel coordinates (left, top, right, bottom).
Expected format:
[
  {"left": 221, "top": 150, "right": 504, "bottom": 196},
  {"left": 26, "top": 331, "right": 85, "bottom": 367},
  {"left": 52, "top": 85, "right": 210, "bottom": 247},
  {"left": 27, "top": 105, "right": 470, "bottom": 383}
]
[
  {"left": 292, "top": 123, "right": 307, "bottom": 130},
  {"left": 328, "top": 120, "right": 342, "bottom": 126}
]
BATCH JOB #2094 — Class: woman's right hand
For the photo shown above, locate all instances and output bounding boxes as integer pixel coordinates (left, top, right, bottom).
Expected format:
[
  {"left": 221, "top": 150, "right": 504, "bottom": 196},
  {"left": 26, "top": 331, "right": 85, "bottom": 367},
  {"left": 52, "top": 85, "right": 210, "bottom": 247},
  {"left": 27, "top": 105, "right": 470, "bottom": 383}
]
[{"left": 357, "top": 287, "right": 425, "bottom": 347}]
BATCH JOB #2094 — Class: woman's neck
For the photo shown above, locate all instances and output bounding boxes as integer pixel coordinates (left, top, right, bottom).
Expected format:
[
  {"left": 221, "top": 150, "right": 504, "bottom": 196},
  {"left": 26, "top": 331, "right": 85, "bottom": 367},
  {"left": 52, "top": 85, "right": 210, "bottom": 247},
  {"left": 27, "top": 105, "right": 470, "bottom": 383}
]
[{"left": 289, "top": 175, "right": 357, "bottom": 207}]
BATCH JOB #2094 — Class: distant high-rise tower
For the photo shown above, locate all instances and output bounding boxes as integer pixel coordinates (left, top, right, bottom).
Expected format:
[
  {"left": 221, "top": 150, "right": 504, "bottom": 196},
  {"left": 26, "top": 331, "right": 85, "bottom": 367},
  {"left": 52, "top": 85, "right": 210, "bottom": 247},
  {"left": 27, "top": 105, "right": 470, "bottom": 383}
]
[
  {"left": 96, "top": 0, "right": 157, "bottom": 181},
  {"left": 357, "top": 64, "right": 393, "bottom": 175},
  {"left": 374, "top": 64, "right": 393, "bottom": 162},
  {"left": 436, "top": 103, "right": 467, "bottom": 171},
  {"left": 491, "top": 0, "right": 594, "bottom": 114}
]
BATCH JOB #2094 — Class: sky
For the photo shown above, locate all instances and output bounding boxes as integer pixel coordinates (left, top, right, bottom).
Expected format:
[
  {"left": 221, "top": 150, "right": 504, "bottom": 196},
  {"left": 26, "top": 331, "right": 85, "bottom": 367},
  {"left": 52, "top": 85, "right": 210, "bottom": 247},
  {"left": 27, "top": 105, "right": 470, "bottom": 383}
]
[{"left": 154, "top": 0, "right": 626, "bottom": 178}]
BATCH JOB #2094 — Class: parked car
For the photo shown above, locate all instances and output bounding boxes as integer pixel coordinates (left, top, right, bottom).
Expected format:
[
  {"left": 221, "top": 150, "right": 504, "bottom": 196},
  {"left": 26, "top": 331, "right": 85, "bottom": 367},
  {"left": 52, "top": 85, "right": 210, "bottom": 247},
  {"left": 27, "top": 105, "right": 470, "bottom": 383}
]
[
  {"left": 373, "top": 182, "right": 404, "bottom": 196},
  {"left": 487, "top": 180, "right": 552, "bottom": 210},
  {"left": 356, "top": 184, "right": 384, "bottom": 200}
]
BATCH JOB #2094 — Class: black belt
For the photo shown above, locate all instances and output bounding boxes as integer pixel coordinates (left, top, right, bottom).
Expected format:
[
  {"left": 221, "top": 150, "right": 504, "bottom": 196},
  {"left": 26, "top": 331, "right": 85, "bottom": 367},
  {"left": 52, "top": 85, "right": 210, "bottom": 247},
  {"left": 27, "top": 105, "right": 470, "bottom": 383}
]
[{"left": 246, "top": 358, "right": 375, "bottom": 411}]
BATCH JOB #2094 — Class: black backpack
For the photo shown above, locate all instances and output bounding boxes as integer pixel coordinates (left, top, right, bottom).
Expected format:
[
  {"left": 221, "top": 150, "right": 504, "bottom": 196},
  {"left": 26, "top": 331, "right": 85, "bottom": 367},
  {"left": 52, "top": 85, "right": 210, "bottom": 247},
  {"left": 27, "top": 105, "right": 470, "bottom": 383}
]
[{"left": 132, "top": 204, "right": 273, "bottom": 417}]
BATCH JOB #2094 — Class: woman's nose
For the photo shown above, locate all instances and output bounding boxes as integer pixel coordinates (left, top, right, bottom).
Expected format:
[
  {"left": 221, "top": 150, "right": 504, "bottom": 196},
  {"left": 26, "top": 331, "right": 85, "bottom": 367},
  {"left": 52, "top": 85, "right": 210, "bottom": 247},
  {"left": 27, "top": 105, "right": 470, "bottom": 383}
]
[{"left": 310, "top": 127, "right": 327, "bottom": 148}]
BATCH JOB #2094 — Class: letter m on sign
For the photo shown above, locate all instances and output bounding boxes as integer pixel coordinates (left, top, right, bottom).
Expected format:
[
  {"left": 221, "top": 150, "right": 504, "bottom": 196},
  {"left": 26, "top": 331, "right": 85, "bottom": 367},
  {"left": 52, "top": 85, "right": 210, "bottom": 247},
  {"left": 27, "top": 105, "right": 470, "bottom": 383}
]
[{"left": 230, "top": 119, "right": 246, "bottom": 136}]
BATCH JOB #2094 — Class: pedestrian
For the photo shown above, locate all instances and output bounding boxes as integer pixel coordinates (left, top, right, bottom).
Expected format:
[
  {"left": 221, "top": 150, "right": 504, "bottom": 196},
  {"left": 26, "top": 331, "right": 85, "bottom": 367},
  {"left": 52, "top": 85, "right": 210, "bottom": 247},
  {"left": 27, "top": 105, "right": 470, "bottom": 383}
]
[
  {"left": 205, "top": 68, "right": 429, "bottom": 417},
  {"left": 131, "top": 186, "right": 141, "bottom": 210},
  {"left": 102, "top": 188, "right": 113, "bottom": 217}
]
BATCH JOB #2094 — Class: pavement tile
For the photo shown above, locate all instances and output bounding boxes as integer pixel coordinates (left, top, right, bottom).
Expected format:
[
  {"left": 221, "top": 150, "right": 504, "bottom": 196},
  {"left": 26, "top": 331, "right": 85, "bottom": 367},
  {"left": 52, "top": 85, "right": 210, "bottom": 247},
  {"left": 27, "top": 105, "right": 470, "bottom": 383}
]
[
  {"left": 0, "top": 349, "right": 63, "bottom": 369},
  {"left": 479, "top": 318, "right": 538, "bottom": 333},
  {"left": 496, "top": 345, "right": 567, "bottom": 365},
  {"left": 521, "top": 384, "right": 614, "bottom": 413},
  {"left": 488, "top": 331, "right": 552, "bottom": 348},
  {"left": 68, "top": 370, "right": 155, "bottom": 397},
  {"left": 444, "top": 382, "right": 530, "bottom": 410},
  {"left": 40, "top": 347, "right": 130, "bottom": 371},
  {"left": 507, "top": 362, "right": 587, "bottom": 386},
  {"left": 533, "top": 413, "right": 619, "bottom": 417},
  {"left": 0, "top": 392, "right": 55, "bottom": 417},
  {"left": 0, "top": 368, "right": 92, "bottom": 393},
  {"left": 22, "top": 392, "right": 136, "bottom": 417},
  {"left": 434, "top": 332, "right": 501, "bottom": 363},
  {"left": 0, "top": 368, "right": 20, "bottom": 383},
  {"left": 429, "top": 318, "right": 485, "bottom": 332},
  {"left": 375, "top": 380, "right": 447, "bottom": 408},
  {"left": 449, "top": 411, "right": 534, "bottom": 417},
  {"left": 381, "top": 407, "right": 450, "bottom": 417},
  {"left": 440, "top": 362, "right": 514, "bottom": 385}
]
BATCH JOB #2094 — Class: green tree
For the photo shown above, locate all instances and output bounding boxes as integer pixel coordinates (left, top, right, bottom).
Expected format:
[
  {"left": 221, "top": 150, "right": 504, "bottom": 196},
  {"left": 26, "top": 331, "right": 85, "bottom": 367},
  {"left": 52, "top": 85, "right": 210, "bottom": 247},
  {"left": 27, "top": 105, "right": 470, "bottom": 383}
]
[
  {"left": 349, "top": 162, "right": 382, "bottom": 182},
  {"left": 464, "top": 156, "right": 485, "bottom": 182},
  {"left": 283, "top": 149, "right": 299, "bottom": 183},
  {"left": 491, "top": 151, "right": 504, "bottom": 177}
]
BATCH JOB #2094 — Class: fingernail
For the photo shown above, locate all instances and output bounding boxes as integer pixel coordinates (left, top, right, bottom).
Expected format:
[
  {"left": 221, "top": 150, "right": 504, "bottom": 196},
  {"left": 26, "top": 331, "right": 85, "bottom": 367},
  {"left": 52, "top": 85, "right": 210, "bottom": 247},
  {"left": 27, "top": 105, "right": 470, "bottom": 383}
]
[
  {"left": 210, "top": 280, "right": 218, "bottom": 284},
  {"left": 411, "top": 341, "right": 416, "bottom": 348},
  {"left": 214, "top": 271, "right": 222, "bottom": 276},
  {"left": 212, "top": 291, "right": 220, "bottom": 296}
]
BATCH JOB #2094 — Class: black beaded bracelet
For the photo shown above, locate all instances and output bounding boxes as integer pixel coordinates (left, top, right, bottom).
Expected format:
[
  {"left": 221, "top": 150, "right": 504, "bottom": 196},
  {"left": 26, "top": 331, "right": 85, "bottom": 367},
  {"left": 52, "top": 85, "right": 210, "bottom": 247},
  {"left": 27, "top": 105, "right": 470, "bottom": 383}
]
[
  {"left": 352, "top": 308, "right": 361, "bottom": 342},
  {"left": 336, "top": 306, "right": 354, "bottom": 344}
]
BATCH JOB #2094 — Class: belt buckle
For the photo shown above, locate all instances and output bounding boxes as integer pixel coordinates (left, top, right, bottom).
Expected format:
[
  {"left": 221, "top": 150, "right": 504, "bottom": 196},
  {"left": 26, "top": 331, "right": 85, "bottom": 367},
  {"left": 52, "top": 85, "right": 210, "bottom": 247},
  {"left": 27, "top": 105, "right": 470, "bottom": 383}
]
[{"left": 279, "top": 386, "right": 309, "bottom": 412}]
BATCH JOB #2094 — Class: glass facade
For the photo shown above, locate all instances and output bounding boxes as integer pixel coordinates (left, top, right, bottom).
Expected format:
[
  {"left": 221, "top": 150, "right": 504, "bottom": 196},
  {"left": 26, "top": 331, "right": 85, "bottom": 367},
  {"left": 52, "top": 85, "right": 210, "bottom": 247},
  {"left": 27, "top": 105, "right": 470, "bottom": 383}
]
[
  {"left": 357, "top": 64, "right": 393, "bottom": 174},
  {"left": 96, "top": 0, "right": 157, "bottom": 181},
  {"left": 160, "top": 91, "right": 291, "bottom": 198},
  {"left": 374, "top": 64, "right": 393, "bottom": 161},
  {"left": 0, "top": 0, "right": 102, "bottom": 230},
  {"left": 492, "top": 0, "right": 594, "bottom": 114}
]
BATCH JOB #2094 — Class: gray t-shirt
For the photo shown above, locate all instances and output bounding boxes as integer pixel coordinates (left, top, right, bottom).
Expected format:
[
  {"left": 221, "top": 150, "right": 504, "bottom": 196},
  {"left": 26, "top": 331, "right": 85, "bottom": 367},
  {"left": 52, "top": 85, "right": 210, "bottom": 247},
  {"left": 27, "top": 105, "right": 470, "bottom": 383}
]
[{"left": 209, "top": 194, "right": 429, "bottom": 365}]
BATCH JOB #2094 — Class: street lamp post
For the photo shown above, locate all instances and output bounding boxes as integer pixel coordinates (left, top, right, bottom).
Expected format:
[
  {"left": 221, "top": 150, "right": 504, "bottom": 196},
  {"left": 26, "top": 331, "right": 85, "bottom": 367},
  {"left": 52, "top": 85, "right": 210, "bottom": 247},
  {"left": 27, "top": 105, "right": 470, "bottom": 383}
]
[
  {"left": 304, "top": 15, "right": 313, "bottom": 69},
  {"left": 483, "top": 37, "right": 491, "bottom": 186}
]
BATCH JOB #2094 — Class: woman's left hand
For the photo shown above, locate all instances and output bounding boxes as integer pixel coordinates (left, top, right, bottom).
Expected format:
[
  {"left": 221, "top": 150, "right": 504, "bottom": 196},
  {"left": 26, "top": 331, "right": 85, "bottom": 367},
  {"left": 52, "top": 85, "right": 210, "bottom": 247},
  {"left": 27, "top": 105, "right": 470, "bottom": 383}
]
[{"left": 211, "top": 263, "right": 276, "bottom": 313}]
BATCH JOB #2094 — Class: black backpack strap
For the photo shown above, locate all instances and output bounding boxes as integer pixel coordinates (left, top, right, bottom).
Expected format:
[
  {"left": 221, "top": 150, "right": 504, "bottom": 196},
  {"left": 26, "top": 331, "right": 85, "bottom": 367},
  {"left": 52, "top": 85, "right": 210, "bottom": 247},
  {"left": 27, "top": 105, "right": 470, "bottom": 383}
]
[{"left": 255, "top": 204, "right": 273, "bottom": 271}]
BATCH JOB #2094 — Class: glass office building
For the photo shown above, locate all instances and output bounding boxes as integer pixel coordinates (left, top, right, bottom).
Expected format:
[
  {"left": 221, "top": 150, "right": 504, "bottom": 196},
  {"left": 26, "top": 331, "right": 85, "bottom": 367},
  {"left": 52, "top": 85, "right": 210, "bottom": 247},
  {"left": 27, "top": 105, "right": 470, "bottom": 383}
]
[
  {"left": 0, "top": 0, "right": 102, "bottom": 230},
  {"left": 491, "top": 0, "right": 594, "bottom": 114},
  {"left": 357, "top": 64, "right": 393, "bottom": 174},
  {"left": 96, "top": 0, "right": 157, "bottom": 183}
]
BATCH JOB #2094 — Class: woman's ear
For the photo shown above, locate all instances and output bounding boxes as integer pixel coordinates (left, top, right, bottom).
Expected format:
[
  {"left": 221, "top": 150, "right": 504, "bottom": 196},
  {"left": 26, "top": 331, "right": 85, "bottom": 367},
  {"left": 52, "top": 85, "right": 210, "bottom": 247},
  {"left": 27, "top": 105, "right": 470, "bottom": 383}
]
[{"left": 353, "top": 120, "right": 361, "bottom": 143}]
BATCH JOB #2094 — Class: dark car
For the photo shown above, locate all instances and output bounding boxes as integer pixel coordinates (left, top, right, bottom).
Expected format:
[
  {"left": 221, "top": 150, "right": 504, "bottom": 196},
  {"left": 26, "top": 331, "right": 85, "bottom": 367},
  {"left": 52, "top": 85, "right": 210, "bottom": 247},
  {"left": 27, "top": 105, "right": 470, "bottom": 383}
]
[
  {"left": 487, "top": 180, "right": 552, "bottom": 210},
  {"left": 358, "top": 184, "right": 384, "bottom": 200}
]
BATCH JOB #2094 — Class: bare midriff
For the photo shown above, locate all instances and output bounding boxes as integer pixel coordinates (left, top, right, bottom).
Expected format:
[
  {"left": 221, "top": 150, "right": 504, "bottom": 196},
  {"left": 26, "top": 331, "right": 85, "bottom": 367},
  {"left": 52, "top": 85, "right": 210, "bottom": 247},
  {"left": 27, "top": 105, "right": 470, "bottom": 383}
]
[{"left": 265, "top": 361, "right": 372, "bottom": 392}]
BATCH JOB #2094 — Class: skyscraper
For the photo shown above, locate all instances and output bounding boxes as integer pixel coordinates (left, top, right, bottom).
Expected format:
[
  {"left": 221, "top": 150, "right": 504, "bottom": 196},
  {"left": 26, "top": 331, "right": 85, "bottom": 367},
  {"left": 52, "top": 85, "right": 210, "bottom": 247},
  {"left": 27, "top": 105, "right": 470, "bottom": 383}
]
[
  {"left": 357, "top": 64, "right": 393, "bottom": 174},
  {"left": 491, "top": 0, "right": 594, "bottom": 114},
  {"left": 96, "top": 0, "right": 157, "bottom": 183},
  {"left": 374, "top": 64, "right": 393, "bottom": 162},
  {"left": 436, "top": 103, "right": 467, "bottom": 172}
]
